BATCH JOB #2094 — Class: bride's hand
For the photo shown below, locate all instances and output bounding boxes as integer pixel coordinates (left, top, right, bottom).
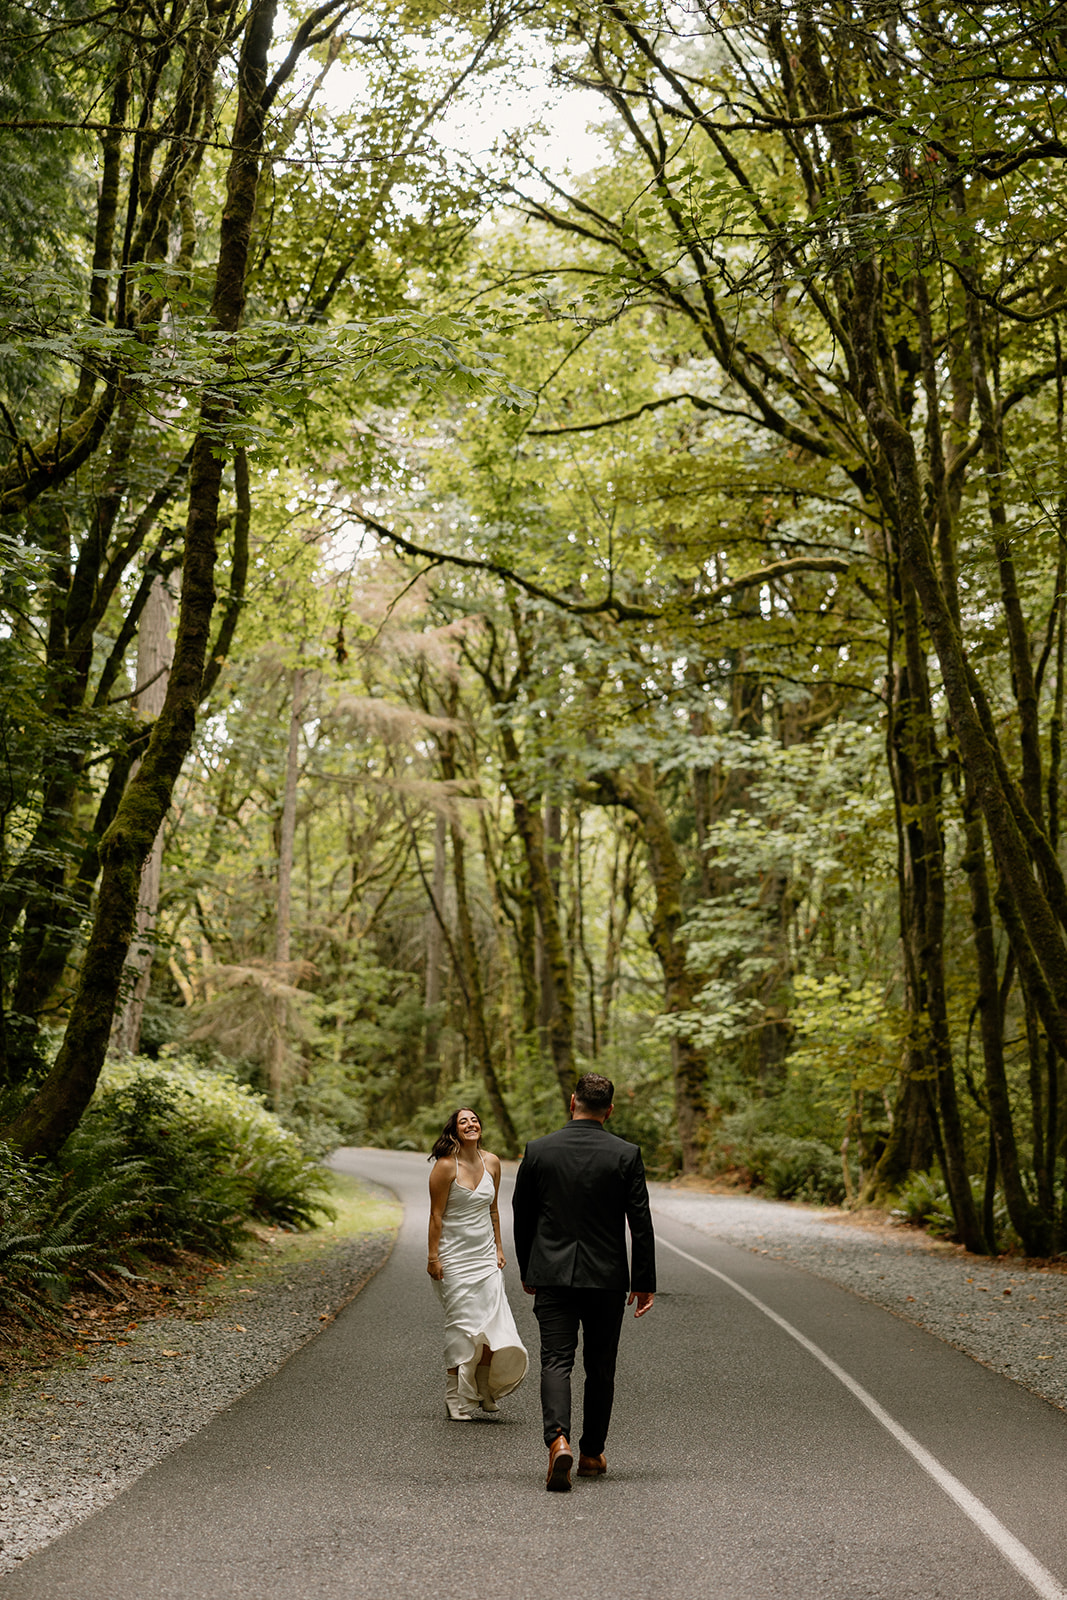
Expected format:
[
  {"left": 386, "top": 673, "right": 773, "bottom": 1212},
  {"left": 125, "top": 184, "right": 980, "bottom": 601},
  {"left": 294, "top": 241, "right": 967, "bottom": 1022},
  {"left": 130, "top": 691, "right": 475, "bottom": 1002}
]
[
  {"left": 427, "top": 1257, "right": 444, "bottom": 1280},
  {"left": 496, "top": 1247, "right": 506, "bottom": 1269}
]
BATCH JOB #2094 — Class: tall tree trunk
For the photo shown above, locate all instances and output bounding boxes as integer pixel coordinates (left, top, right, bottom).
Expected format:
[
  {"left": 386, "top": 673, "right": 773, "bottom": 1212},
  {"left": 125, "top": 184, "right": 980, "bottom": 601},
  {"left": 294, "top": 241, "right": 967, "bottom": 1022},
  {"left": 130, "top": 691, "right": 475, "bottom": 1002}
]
[
  {"left": 855, "top": 257, "right": 1067, "bottom": 1077},
  {"left": 902, "top": 591, "right": 985, "bottom": 1252},
  {"left": 437, "top": 718, "right": 517, "bottom": 1152},
  {"left": 477, "top": 810, "right": 519, "bottom": 1085},
  {"left": 1022, "top": 985, "right": 1053, "bottom": 1221},
  {"left": 599, "top": 820, "right": 637, "bottom": 1050},
  {"left": 447, "top": 814, "right": 518, "bottom": 1154},
  {"left": 572, "top": 809, "right": 598, "bottom": 1057},
  {"left": 268, "top": 664, "right": 304, "bottom": 1106},
  {"left": 1047, "top": 349, "right": 1067, "bottom": 1240},
  {"left": 467, "top": 645, "right": 574, "bottom": 1103},
  {"left": 513, "top": 865, "right": 539, "bottom": 1039},
  {"left": 536, "top": 798, "right": 562, "bottom": 1057},
  {"left": 588, "top": 766, "right": 708, "bottom": 1172},
  {"left": 955, "top": 222, "right": 1044, "bottom": 830},
  {"left": 846, "top": 250, "right": 1001, "bottom": 1249},
  {"left": 866, "top": 553, "right": 940, "bottom": 1196},
  {"left": 423, "top": 811, "right": 447, "bottom": 1069},
  {"left": 111, "top": 572, "right": 178, "bottom": 1055},
  {"left": 5, "top": 0, "right": 280, "bottom": 1158},
  {"left": 497, "top": 727, "right": 575, "bottom": 1110},
  {"left": 962, "top": 789, "right": 1050, "bottom": 1252}
]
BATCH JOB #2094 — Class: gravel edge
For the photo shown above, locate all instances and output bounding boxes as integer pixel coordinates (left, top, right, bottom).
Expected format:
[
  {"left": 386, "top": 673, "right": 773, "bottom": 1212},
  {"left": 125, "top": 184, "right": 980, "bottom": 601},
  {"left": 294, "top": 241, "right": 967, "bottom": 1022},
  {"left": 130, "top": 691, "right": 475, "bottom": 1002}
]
[
  {"left": 0, "top": 1218, "right": 395, "bottom": 1574},
  {"left": 651, "top": 1185, "right": 1067, "bottom": 1412}
]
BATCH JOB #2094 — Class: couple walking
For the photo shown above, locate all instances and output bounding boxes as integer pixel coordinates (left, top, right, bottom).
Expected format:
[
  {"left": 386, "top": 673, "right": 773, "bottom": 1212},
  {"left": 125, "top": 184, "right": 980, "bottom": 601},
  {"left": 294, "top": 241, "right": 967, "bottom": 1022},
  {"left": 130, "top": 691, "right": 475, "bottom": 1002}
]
[{"left": 426, "top": 1072, "right": 657, "bottom": 1491}]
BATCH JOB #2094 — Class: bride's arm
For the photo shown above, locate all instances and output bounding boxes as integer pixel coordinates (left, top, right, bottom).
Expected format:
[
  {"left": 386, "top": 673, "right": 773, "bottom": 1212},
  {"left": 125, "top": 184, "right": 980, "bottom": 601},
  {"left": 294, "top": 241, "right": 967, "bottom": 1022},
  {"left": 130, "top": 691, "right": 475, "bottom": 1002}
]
[
  {"left": 486, "top": 1153, "right": 506, "bottom": 1268},
  {"left": 427, "top": 1159, "right": 450, "bottom": 1279}
]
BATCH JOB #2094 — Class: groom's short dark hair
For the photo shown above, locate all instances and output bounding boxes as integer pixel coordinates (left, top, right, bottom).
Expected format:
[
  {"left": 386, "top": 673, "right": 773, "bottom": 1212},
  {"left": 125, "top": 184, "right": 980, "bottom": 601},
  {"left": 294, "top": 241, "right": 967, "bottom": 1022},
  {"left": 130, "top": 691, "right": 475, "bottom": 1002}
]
[{"left": 574, "top": 1072, "right": 614, "bottom": 1112}]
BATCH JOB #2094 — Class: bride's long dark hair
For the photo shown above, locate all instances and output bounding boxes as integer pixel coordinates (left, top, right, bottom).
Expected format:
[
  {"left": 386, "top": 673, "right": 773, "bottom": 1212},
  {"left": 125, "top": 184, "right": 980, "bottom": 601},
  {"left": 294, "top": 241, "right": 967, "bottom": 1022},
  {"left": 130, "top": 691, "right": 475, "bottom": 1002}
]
[{"left": 429, "top": 1107, "right": 482, "bottom": 1162}]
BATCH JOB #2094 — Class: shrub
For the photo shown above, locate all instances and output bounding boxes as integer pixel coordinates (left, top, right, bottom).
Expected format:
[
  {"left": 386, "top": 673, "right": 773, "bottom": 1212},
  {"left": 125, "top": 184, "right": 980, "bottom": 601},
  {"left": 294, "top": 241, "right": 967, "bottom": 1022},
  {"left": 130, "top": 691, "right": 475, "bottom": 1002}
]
[
  {"left": 0, "top": 1057, "right": 334, "bottom": 1329},
  {"left": 890, "top": 1169, "right": 1007, "bottom": 1243},
  {"left": 62, "top": 1075, "right": 248, "bottom": 1257},
  {"left": 0, "top": 1140, "right": 70, "bottom": 1329},
  {"left": 745, "top": 1134, "right": 847, "bottom": 1205},
  {"left": 890, "top": 1170, "right": 952, "bottom": 1231},
  {"left": 0, "top": 1140, "right": 148, "bottom": 1331},
  {"left": 78, "top": 1055, "right": 335, "bottom": 1243},
  {"left": 714, "top": 1107, "right": 846, "bottom": 1204}
]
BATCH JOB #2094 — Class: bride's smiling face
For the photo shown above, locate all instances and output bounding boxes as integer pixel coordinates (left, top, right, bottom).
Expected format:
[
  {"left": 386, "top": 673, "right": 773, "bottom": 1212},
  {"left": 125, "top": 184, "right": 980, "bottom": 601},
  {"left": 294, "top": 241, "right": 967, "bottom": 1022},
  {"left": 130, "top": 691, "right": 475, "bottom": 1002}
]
[{"left": 455, "top": 1109, "right": 481, "bottom": 1146}]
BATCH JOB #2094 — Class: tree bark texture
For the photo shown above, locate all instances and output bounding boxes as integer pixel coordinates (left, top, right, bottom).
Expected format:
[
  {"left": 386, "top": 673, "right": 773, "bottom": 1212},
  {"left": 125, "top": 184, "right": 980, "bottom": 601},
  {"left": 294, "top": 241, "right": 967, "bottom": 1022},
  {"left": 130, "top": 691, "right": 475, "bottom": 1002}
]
[
  {"left": 5, "top": 0, "right": 279, "bottom": 1158},
  {"left": 110, "top": 571, "right": 178, "bottom": 1056},
  {"left": 497, "top": 726, "right": 575, "bottom": 1111},
  {"left": 961, "top": 789, "right": 1050, "bottom": 1253},
  {"left": 589, "top": 765, "right": 709, "bottom": 1173},
  {"left": 423, "top": 811, "right": 447, "bottom": 1068},
  {"left": 268, "top": 664, "right": 305, "bottom": 1106}
]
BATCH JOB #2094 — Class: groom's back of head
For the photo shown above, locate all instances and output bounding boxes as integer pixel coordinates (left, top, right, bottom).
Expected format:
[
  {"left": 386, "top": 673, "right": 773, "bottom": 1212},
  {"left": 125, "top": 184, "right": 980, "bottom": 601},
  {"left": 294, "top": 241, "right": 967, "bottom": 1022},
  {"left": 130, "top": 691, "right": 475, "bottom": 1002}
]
[{"left": 573, "top": 1072, "right": 614, "bottom": 1114}]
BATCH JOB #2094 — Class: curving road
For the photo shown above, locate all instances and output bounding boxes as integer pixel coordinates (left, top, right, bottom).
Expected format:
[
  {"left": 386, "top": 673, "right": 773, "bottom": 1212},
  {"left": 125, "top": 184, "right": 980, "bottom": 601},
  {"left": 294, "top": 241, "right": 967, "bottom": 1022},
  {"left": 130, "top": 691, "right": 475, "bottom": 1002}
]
[{"left": 4, "top": 1147, "right": 1067, "bottom": 1600}]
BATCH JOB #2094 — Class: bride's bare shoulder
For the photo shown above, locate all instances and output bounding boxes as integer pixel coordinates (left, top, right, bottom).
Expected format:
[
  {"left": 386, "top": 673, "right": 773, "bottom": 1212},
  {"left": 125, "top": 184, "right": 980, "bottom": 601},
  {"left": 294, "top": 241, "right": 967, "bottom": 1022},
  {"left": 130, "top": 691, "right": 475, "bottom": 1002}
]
[{"left": 482, "top": 1150, "right": 502, "bottom": 1174}]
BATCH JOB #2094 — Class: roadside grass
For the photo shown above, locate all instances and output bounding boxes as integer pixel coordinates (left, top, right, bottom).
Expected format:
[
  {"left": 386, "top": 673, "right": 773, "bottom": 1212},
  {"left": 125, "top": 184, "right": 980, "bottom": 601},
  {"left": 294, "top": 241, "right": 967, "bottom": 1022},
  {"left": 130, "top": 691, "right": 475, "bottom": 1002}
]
[
  {"left": 202, "top": 1173, "right": 401, "bottom": 1305},
  {"left": 0, "top": 1173, "right": 401, "bottom": 1378}
]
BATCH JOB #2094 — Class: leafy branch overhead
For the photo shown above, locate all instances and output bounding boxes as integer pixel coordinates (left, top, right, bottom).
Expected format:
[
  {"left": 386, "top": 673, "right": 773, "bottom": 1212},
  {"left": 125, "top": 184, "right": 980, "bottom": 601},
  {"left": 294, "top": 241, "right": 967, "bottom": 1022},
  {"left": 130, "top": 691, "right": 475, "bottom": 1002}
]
[{"left": 355, "top": 510, "right": 849, "bottom": 622}]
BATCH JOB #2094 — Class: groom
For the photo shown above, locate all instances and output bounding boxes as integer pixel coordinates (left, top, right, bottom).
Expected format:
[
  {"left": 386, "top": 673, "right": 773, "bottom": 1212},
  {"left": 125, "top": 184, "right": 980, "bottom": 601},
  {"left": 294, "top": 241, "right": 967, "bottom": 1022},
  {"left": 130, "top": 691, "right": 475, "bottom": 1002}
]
[{"left": 512, "top": 1072, "right": 656, "bottom": 1491}]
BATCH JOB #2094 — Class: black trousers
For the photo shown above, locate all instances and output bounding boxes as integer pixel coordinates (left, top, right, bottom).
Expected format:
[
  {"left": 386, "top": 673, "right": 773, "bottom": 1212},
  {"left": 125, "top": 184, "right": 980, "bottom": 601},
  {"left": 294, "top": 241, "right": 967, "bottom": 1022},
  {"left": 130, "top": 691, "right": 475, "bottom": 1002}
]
[{"left": 533, "top": 1287, "right": 626, "bottom": 1455}]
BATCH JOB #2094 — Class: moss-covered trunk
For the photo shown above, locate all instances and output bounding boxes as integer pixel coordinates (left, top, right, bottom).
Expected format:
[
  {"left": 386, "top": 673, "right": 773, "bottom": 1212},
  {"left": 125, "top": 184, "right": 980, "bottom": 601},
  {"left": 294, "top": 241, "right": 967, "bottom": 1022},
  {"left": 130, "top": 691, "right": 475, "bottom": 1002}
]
[
  {"left": 588, "top": 765, "right": 707, "bottom": 1173},
  {"left": 438, "top": 720, "right": 519, "bottom": 1155},
  {"left": 5, "top": 0, "right": 278, "bottom": 1159},
  {"left": 497, "top": 725, "right": 576, "bottom": 1112}
]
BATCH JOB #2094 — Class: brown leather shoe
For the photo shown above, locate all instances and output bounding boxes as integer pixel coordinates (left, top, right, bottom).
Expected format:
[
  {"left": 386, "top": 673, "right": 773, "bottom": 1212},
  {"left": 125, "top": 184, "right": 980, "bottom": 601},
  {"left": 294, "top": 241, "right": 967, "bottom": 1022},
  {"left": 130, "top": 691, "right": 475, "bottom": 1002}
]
[
  {"left": 577, "top": 1452, "right": 607, "bottom": 1477},
  {"left": 545, "top": 1435, "right": 573, "bottom": 1492}
]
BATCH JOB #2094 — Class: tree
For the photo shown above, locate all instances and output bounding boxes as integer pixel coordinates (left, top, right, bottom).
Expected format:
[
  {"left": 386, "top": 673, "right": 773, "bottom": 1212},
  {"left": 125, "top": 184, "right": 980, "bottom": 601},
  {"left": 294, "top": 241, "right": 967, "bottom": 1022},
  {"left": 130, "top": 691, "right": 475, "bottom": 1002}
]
[
  {"left": 6, "top": 0, "right": 318, "bottom": 1157},
  {"left": 0, "top": 0, "right": 535, "bottom": 1154},
  {"left": 406, "top": 0, "right": 1067, "bottom": 1244}
]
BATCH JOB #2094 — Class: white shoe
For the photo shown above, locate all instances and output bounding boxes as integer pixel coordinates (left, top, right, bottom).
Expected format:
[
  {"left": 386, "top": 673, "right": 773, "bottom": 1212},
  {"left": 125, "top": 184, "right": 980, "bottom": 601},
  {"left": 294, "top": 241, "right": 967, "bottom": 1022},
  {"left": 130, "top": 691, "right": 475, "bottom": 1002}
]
[
  {"left": 475, "top": 1364, "right": 499, "bottom": 1413},
  {"left": 445, "top": 1371, "right": 472, "bottom": 1420}
]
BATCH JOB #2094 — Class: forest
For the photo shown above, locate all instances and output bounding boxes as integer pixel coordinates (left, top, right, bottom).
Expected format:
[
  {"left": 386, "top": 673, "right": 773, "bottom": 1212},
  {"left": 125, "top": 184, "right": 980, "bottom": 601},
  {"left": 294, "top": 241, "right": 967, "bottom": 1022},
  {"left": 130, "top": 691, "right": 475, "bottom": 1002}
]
[{"left": 2, "top": 0, "right": 1067, "bottom": 1272}]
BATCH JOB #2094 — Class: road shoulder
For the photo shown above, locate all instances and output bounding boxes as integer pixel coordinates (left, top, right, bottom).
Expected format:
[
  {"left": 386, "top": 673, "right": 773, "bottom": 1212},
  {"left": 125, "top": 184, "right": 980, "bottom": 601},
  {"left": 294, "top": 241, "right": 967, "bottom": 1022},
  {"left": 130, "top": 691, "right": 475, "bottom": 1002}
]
[
  {"left": 0, "top": 1174, "right": 400, "bottom": 1574},
  {"left": 652, "top": 1185, "right": 1067, "bottom": 1412}
]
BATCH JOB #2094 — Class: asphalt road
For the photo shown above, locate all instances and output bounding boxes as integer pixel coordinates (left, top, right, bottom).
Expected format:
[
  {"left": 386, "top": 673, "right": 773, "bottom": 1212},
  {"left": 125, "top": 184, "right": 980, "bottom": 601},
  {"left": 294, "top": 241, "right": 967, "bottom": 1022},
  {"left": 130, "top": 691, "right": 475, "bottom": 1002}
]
[{"left": 5, "top": 1147, "right": 1067, "bottom": 1600}]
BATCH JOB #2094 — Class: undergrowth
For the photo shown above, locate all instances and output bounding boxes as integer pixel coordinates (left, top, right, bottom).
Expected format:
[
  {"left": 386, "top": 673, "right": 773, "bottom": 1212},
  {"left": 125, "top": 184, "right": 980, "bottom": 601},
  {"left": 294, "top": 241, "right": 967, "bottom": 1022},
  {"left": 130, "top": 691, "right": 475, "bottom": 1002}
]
[
  {"left": 711, "top": 1105, "right": 847, "bottom": 1206},
  {"left": 0, "top": 1055, "right": 334, "bottom": 1335}
]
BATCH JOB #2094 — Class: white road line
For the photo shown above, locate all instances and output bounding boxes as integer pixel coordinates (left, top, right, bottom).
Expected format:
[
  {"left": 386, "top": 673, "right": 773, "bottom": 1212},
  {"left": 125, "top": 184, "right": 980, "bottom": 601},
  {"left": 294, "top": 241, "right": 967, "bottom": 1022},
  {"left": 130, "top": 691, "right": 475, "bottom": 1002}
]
[{"left": 658, "top": 1234, "right": 1067, "bottom": 1600}]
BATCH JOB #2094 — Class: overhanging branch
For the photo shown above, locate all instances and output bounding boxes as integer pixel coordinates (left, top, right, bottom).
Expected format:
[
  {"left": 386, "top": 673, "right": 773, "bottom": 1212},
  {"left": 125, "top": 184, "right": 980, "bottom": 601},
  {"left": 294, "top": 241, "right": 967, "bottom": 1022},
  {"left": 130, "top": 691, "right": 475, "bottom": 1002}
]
[
  {"left": 355, "top": 510, "right": 849, "bottom": 623},
  {"left": 528, "top": 392, "right": 761, "bottom": 436}
]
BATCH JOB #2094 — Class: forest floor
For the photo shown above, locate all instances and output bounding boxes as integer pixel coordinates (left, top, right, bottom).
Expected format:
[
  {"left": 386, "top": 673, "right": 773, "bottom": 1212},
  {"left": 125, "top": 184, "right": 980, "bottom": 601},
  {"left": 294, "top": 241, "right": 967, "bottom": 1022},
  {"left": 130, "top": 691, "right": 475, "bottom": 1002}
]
[{"left": 0, "top": 1173, "right": 400, "bottom": 1573}]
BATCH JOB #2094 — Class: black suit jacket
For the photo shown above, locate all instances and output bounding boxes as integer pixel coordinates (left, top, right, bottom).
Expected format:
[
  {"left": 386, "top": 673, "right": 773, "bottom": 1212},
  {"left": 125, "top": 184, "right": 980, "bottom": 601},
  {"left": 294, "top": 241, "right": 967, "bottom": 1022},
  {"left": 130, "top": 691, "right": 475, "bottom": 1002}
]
[{"left": 511, "top": 1119, "right": 656, "bottom": 1292}]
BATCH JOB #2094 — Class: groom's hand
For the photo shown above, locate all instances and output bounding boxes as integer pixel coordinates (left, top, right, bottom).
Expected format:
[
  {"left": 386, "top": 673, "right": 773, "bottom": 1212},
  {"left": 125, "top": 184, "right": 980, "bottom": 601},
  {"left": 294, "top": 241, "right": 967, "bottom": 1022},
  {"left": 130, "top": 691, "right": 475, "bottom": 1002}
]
[
  {"left": 628, "top": 1290, "right": 654, "bottom": 1317},
  {"left": 523, "top": 1283, "right": 535, "bottom": 1295}
]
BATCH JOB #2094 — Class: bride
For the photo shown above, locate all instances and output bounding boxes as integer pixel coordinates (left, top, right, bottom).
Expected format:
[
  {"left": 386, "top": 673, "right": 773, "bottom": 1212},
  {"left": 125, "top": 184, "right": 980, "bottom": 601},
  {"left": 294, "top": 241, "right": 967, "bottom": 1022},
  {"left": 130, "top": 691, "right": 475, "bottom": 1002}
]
[{"left": 427, "top": 1106, "right": 528, "bottom": 1420}]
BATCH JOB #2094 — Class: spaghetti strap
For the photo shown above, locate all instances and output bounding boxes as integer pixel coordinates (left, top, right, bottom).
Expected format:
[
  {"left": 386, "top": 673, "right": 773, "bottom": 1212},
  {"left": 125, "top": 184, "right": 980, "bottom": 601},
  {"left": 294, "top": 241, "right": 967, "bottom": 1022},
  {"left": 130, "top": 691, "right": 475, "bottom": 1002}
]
[{"left": 453, "top": 1150, "right": 489, "bottom": 1193}]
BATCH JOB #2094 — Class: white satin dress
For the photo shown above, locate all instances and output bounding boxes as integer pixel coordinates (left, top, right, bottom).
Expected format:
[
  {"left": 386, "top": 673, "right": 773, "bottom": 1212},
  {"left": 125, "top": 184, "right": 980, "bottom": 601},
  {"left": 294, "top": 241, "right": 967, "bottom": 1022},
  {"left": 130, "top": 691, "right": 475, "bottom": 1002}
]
[{"left": 434, "top": 1155, "right": 528, "bottom": 1408}]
